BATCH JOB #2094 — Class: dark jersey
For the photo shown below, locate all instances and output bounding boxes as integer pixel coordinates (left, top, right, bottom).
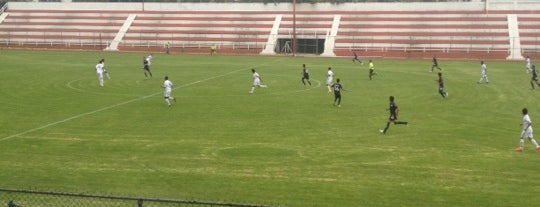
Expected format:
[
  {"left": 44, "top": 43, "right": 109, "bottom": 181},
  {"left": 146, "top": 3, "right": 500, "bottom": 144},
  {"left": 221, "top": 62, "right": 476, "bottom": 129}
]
[
  {"left": 389, "top": 102, "right": 398, "bottom": 116},
  {"left": 303, "top": 67, "right": 309, "bottom": 76},
  {"left": 438, "top": 76, "right": 444, "bottom": 88},
  {"left": 433, "top": 58, "right": 438, "bottom": 66},
  {"left": 332, "top": 83, "right": 343, "bottom": 95},
  {"left": 353, "top": 52, "right": 358, "bottom": 59},
  {"left": 533, "top": 69, "right": 538, "bottom": 80},
  {"left": 389, "top": 101, "right": 398, "bottom": 120}
]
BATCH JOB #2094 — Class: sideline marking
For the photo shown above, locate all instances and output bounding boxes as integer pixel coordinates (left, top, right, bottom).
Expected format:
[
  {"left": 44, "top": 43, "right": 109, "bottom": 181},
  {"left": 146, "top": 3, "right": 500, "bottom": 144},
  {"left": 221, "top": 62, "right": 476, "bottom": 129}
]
[{"left": 0, "top": 65, "right": 267, "bottom": 142}]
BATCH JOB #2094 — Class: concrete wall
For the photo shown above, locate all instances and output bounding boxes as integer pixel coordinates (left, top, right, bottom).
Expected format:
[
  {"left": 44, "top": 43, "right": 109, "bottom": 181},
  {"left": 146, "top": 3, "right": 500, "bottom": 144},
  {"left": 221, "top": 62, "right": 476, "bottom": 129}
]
[
  {"left": 8, "top": 1, "right": 540, "bottom": 12},
  {"left": 7, "top": 2, "right": 487, "bottom": 12}
]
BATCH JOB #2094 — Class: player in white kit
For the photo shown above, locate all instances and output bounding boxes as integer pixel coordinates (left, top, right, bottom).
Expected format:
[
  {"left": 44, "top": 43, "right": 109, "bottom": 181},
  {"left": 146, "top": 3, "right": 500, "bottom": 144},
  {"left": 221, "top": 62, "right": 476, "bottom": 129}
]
[
  {"left": 249, "top": 68, "right": 267, "bottom": 94},
  {"left": 326, "top": 67, "right": 334, "bottom": 93},
  {"left": 516, "top": 108, "right": 540, "bottom": 152},
  {"left": 477, "top": 60, "right": 489, "bottom": 84},
  {"left": 163, "top": 76, "right": 176, "bottom": 107},
  {"left": 100, "top": 59, "right": 111, "bottom": 80},
  {"left": 146, "top": 54, "right": 153, "bottom": 66},
  {"left": 95, "top": 60, "right": 105, "bottom": 87}
]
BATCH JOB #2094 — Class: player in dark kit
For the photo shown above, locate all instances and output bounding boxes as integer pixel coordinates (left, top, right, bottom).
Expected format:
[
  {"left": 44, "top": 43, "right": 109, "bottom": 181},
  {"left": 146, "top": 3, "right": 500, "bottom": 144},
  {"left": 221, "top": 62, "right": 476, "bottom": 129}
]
[
  {"left": 437, "top": 72, "right": 448, "bottom": 98},
  {"left": 431, "top": 56, "right": 442, "bottom": 72},
  {"left": 301, "top": 64, "right": 311, "bottom": 86},
  {"left": 531, "top": 65, "right": 540, "bottom": 89},
  {"left": 352, "top": 51, "right": 363, "bottom": 65},
  {"left": 331, "top": 78, "right": 345, "bottom": 107},
  {"left": 143, "top": 57, "right": 153, "bottom": 78},
  {"left": 379, "top": 96, "right": 408, "bottom": 134}
]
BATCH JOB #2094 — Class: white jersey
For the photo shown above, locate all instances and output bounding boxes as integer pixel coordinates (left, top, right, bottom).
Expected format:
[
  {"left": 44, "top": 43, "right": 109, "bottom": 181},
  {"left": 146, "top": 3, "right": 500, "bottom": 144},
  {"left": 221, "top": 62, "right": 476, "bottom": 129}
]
[
  {"left": 252, "top": 72, "right": 261, "bottom": 86},
  {"left": 523, "top": 114, "right": 532, "bottom": 131},
  {"left": 164, "top": 79, "right": 173, "bottom": 97},
  {"left": 164, "top": 80, "right": 173, "bottom": 91},
  {"left": 326, "top": 70, "right": 334, "bottom": 85},
  {"left": 481, "top": 63, "right": 487, "bottom": 74},
  {"left": 146, "top": 55, "right": 153, "bottom": 65},
  {"left": 95, "top": 63, "right": 104, "bottom": 74},
  {"left": 526, "top": 57, "right": 531, "bottom": 69}
]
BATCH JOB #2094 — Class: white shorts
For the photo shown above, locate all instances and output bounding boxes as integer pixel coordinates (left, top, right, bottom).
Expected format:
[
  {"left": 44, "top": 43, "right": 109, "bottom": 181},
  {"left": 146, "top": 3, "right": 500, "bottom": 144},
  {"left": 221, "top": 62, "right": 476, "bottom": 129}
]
[
  {"left": 326, "top": 78, "right": 333, "bottom": 86},
  {"left": 521, "top": 129, "right": 533, "bottom": 139},
  {"left": 164, "top": 89, "right": 172, "bottom": 98},
  {"left": 96, "top": 72, "right": 103, "bottom": 80},
  {"left": 253, "top": 79, "right": 261, "bottom": 86}
]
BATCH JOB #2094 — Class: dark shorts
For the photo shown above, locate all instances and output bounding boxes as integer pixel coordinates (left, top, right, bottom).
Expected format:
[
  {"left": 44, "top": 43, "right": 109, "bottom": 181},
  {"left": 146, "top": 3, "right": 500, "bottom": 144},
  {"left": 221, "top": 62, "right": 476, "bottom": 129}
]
[
  {"left": 369, "top": 69, "right": 374, "bottom": 73},
  {"left": 303, "top": 74, "right": 310, "bottom": 79},
  {"left": 144, "top": 65, "right": 150, "bottom": 71},
  {"left": 439, "top": 87, "right": 444, "bottom": 93},
  {"left": 334, "top": 92, "right": 341, "bottom": 99},
  {"left": 389, "top": 114, "right": 397, "bottom": 121},
  {"left": 533, "top": 76, "right": 538, "bottom": 81}
]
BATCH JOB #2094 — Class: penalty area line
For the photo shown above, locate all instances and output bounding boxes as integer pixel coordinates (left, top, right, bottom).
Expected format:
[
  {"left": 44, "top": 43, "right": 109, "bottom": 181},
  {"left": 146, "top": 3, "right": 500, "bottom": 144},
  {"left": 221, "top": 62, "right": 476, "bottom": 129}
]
[{"left": 0, "top": 65, "right": 258, "bottom": 142}]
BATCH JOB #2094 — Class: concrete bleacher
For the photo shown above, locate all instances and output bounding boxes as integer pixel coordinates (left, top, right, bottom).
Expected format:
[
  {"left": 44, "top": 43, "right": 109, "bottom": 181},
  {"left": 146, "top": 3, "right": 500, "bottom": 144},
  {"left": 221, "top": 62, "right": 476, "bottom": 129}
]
[
  {"left": 517, "top": 13, "right": 540, "bottom": 58},
  {"left": 1, "top": 3, "right": 540, "bottom": 60},
  {"left": 335, "top": 11, "right": 510, "bottom": 59},
  {"left": 0, "top": 9, "right": 126, "bottom": 50},
  {"left": 120, "top": 11, "right": 274, "bottom": 54}
]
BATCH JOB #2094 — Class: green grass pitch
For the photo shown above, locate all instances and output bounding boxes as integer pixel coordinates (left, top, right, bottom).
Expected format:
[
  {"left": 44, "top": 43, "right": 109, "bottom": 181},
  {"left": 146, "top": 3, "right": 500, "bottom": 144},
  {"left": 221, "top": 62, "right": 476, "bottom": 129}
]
[{"left": 1, "top": 50, "right": 540, "bottom": 207}]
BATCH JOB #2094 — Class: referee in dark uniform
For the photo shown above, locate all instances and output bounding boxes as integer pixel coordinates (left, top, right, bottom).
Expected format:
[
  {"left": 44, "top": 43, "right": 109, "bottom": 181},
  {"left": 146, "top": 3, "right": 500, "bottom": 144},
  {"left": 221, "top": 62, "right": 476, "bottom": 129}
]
[{"left": 380, "top": 96, "right": 408, "bottom": 134}]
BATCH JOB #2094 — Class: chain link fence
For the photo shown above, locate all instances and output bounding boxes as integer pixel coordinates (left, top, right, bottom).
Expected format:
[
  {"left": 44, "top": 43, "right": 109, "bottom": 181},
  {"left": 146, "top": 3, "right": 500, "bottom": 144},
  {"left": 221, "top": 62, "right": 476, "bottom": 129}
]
[{"left": 0, "top": 189, "right": 282, "bottom": 207}]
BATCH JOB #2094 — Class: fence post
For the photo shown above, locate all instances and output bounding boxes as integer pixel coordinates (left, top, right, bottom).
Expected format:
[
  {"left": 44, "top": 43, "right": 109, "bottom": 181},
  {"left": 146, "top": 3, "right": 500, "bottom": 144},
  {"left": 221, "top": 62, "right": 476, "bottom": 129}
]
[{"left": 138, "top": 199, "right": 143, "bottom": 207}]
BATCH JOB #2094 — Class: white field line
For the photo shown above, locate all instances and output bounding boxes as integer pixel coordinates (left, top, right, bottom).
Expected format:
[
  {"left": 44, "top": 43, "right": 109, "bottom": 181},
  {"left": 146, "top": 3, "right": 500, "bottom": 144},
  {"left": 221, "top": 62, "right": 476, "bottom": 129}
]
[{"left": 0, "top": 63, "right": 274, "bottom": 142}]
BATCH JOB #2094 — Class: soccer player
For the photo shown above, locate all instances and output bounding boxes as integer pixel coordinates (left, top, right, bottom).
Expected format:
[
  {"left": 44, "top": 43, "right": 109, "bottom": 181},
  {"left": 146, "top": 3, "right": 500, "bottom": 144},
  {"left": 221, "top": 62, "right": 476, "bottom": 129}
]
[
  {"left": 95, "top": 59, "right": 105, "bottom": 87},
  {"left": 142, "top": 56, "right": 153, "bottom": 79},
  {"left": 437, "top": 72, "right": 448, "bottom": 99},
  {"left": 326, "top": 67, "right": 334, "bottom": 93},
  {"left": 477, "top": 60, "right": 489, "bottom": 84},
  {"left": 163, "top": 76, "right": 176, "bottom": 107},
  {"left": 530, "top": 65, "right": 540, "bottom": 89},
  {"left": 368, "top": 59, "right": 377, "bottom": 80},
  {"left": 165, "top": 42, "right": 171, "bottom": 55},
  {"left": 431, "top": 56, "right": 442, "bottom": 72},
  {"left": 210, "top": 44, "right": 217, "bottom": 56},
  {"left": 249, "top": 68, "right": 267, "bottom": 94},
  {"left": 146, "top": 54, "right": 153, "bottom": 66},
  {"left": 100, "top": 58, "right": 111, "bottom": 80},
  {"left": 301, "top": 64, "right": 311, "bottom": 86},
  {"left": 516, "top": 108, "right": 540, "bottom": 152},
  {"left": 526, "top": 55, "right": 532, "bottom": 73},
  {"left": 379, "top": 96, "right": 408, "bottom": 134},
  {"left": 331, "top": 78, "right": 346, "bottom": 107},
  {"left": 352, "top": 51, "right": 362, "bottom": 65}
]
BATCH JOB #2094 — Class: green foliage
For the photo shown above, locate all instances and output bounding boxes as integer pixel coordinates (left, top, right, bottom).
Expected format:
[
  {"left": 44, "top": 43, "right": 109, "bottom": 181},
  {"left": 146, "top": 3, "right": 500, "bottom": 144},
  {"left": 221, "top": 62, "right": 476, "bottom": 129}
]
[{"left": 0, "top": 50, "right": 537, "bottom": 207}]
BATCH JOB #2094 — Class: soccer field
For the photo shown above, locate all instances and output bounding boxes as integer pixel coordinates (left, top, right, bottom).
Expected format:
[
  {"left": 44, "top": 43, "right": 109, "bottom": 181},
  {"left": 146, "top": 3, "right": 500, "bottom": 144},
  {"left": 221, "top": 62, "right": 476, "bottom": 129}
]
[{"left": 1, "top": 50, "right": 539, "bottom": 206}]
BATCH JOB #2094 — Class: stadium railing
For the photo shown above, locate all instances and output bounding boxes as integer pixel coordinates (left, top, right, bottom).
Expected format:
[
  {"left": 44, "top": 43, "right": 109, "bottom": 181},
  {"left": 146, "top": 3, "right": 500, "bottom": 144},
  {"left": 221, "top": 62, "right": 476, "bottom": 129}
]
[{"left": 0, "top": 188, "right": 282, "bottom": 207}]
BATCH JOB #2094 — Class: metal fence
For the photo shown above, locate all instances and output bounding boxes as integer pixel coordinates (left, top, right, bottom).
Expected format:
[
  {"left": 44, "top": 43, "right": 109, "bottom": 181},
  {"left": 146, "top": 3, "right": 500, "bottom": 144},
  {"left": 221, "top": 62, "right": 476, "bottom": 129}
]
[{"left": 0, "top": 189, "right": 282, "bottom": 207}]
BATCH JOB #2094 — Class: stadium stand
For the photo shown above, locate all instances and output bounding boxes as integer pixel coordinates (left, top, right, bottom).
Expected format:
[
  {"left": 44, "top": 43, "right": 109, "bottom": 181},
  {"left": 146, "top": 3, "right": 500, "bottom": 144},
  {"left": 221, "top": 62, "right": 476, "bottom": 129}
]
[
  {"left": 517, "top": 12, "right": 540, "bottom": 58},
  {"left": 0, "top": 10, "right": 126, "bottom": 50},
  {"left": 0, "top": 2, "right": 540, "bottom": 60},
  {"left": 119, "top": 11, "right": 275, "bottom": 54},
  {"left": 335, "top": 10, "right": 510, "bottom": 59}
]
